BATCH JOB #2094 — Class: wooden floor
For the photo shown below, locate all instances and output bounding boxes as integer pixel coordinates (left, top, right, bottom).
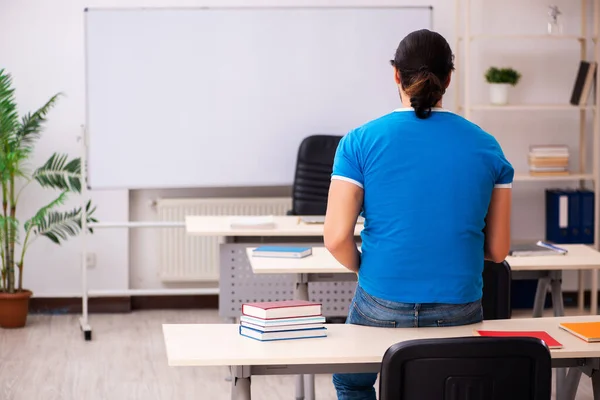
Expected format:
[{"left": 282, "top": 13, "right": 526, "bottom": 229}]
[{"left": 0, "top": 308, "right": 595, "bottom": 399}]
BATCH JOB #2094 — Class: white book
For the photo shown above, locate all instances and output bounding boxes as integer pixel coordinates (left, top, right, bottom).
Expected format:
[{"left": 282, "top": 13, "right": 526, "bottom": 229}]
[
  {"left": 240, "top": 321, "right": 324, "bottom": 332},
  {"left": 239, "top": 325, "right": 327, "bottom": 341},
  {"left": 239, "top": 315, "right": 326, "bottom": 326}
]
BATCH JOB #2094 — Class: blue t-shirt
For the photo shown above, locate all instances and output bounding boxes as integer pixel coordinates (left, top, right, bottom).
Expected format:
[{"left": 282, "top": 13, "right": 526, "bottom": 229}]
[{"left": 331, "top": 108, "right": 514, "bottom": 304}]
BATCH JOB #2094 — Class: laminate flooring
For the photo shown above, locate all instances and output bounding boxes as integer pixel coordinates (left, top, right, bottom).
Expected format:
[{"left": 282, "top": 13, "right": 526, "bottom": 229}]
[{"left": 0, "top": 308, "right": 594, "bottom": 399}]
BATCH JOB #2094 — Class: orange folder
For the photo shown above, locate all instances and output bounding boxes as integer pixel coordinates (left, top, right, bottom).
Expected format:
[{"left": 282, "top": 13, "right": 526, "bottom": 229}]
[{"left": 559, "top": 322, "right": 600, "bottom": 342}]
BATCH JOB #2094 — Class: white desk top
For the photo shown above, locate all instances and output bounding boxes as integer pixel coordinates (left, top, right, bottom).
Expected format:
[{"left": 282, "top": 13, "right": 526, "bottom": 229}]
[
  {"left": 247, "top": 244, "right": 600, "bottom": 275},
  {"left": 163, "top": 315, "right": 600, "bottom": 367},
  {"left": 185, "top": 216, "right": 363, "bottom": 237}
]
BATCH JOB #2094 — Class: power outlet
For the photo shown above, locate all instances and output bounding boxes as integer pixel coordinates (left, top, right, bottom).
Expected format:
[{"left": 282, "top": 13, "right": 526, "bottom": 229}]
[{"left": 85, "top": 253, "right": 97, "bottom": 268}]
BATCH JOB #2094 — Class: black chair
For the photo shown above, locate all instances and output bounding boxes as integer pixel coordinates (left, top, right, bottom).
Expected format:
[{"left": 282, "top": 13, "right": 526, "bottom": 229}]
[
  {"left": 379, "top": 336, "right": 552, "bottom": 400},
  {"left": 481, "top": 260, "right": 512, "bottom": 320},
  {"left": 287, "top": 134, "right": 342, "bottom": 216}
]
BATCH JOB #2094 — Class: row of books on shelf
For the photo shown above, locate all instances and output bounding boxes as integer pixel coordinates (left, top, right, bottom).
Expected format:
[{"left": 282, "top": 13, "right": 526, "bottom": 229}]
[
  {"left": 528, "top": 144, "right": 569, "bottom": 176},
  {"left": 545, "top": 188, "right": 594, "bottom": 244},
  {"left": 239, "top": 300, "right": 327, "bottom": 341}
]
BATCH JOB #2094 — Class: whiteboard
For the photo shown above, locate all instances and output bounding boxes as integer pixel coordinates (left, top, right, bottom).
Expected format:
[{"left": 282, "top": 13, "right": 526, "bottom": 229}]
[{"left": 84, "top": 7, "right": 432, "bottom": 189}]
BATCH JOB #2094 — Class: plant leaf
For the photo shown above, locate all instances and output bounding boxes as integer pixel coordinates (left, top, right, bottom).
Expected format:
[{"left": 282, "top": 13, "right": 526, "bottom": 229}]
[
  {"left": 0, "top": 69, "right": 19, "bottom": 146},
  {"left": 14, "top": 92, "right": 62, "bottom": 151},
  {"left": 24, "top": 191, "right": 68, "bottom": 233},
  {"left": 33, "top": 202, "right": 97, "bottom": 244},
  {"left": 33, "top": 153, "right": 81, "bottom": 193}
]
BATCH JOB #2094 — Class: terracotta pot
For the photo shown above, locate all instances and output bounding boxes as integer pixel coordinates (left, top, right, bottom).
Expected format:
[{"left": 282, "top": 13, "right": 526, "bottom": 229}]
[{"left": 0, "top": 289, "right": 32, "bottom": 328}]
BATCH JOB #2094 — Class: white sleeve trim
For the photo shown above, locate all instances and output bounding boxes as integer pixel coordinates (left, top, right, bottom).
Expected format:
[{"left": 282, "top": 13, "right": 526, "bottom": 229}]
[
  {"left": 331, "top": 175, "right": 364, "bottom": 189},
  {"left": 494, "top": 183, "right": 512, "bottom": 188}
]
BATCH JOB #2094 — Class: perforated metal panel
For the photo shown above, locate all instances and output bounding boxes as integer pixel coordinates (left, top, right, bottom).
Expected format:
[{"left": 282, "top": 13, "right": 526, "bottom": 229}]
[{"left": 219, "top": 243, "right": 356, "bottom": 318}]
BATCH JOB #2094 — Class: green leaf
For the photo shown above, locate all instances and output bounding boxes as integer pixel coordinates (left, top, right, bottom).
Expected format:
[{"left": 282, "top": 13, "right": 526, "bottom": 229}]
[
  {"left": 33, "top": 153, "right": 81, "bottom": 193},
  {"left": 33, "top": 201, "right": 97, "bottom": 244},
  {"left": 0, "top": 69, "right": 19, "bottom": 153},
  {"left": 24, "top": 191, "right": 68, "bottom": 233},
  {"left": 484, "top": 67, "right": 521, "bottom": 86},
  {"left": 14, "top": 92, "right": 62, "bottom": 151}
]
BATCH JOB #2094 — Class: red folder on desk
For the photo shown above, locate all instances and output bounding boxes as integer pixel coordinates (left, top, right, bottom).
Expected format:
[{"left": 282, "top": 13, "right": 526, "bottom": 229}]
[{"left": 474, "top": 330, "right": 563, "bottom": 349}]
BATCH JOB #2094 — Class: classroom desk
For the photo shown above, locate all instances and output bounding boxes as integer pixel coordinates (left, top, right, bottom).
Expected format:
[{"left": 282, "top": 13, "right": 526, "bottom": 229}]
[
  {"left": 163, "top": 315, "right": 600, "bottom": 400},
  {"left": 247, "top": 244, "right": 600, "bottom": 317},
  {"left": 185, "top": 215, "right": 363, "bottom": 237},
  {"left": 185, "top": 215, "right": 362, "bottom": 400}
]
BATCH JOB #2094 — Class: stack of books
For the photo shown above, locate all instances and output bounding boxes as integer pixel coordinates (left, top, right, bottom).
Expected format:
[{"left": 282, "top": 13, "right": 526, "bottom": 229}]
[
  {"left": 528, "top": 145, "right": 569, "bottom": 176},
  {"left": 239, "top": 299, "right": 327, "bottom": 341}
]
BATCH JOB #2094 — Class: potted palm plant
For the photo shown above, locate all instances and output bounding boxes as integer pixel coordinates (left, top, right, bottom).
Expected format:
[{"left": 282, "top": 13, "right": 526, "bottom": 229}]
[
  {"left": 0, "top": 69, "right": 97, "bottom": 328},
  {"left": 485, "top": 67, "right": 522, "bottom": 105}
]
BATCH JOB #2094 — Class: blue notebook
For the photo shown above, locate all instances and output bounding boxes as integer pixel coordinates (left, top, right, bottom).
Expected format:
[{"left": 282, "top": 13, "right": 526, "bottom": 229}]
[{"left": 252, "top": 246, "right": 312, "bottom": 258}]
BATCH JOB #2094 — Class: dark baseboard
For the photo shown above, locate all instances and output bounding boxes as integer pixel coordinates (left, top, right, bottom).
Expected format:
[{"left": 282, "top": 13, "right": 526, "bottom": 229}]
[
  {"left": 130, "top": 294, "right": 218, "bottom": 310},
  {"left": 29, "top": 295, "right": 219, "bottom": 314},
  {"left": 26, "top": 291, "right": 597, "bottom": 315}
]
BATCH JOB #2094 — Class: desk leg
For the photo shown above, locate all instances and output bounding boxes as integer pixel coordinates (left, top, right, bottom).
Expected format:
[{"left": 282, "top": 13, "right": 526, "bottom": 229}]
[
  {"left": 304, "top": 373, "right": 315, "bottom": 400},
  {"left": 225, "top": 317, "right": 237, "bottom": 382},
  {"left": 592, "top": 270, "right": 598, "bottom": 315},
  {"left": 533, "top": 277, "right": 550, "bottom": 318},
  {"left": 231, "top": 366, "right": 251, "bottom": 400},
  {"left": 295, "top": 375, "right": 305, "bottom": 400},
  {"left": 294, "top": 274, "right": 309, "bottom": 400},
  {"left": 593, "top": 369, "right": 600, "bottom": 400},
  {"left": 550, "top": 272, "right": 565, "bottom": 317},
  {"left": 559, "top": 367, "right": 582, "bottom": 400},
  {"left": 293, "top": 274, "right": 315, "bottom": 400},
  {"left": 294, "top": 274, "right": 309, "bottom": 301},
  {"left": 579, "top": 271, "right": 585, "bottom": 314}
]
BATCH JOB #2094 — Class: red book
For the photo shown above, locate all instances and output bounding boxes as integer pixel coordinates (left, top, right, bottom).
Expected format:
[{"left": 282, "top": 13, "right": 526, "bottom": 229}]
[
  {"left": 474, "top": 330, "right": 563, "bottom": 349},
  {"left": 242, "top": 300, "right": 322, "bottom": 320}
]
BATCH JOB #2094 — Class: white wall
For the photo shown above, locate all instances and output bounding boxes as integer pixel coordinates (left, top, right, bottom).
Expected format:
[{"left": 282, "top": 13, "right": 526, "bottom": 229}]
[{"left": 0, "top": 0, "right": 594, "bottom": 296}]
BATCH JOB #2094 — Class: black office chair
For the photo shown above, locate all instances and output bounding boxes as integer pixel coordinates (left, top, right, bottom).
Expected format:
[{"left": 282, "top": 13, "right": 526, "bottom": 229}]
[
  {"left": 287, "top": 134, "right": 342, "bottom": 216},
  {"left": 379, "top": 336, "right": 552, "bottom": 400},
  {"left": 481, "top": 260, "right": 512, "bottom": 320}
]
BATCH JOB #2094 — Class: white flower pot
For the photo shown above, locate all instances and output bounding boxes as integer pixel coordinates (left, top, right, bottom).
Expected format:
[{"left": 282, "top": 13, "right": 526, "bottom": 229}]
[{"left": 489, "top": 83, "right": 510, "bottom": 105}]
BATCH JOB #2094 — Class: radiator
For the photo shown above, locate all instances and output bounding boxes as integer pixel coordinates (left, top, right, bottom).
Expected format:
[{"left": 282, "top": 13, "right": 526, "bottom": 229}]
[{"left": 156, "top": 197, "right": 292, "bottom": 282}]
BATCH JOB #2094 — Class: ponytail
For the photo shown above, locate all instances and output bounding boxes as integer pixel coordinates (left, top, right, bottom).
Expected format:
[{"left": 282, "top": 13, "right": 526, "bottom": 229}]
[{"left": 404, "top": 68, "right": 444, "bottom": 119}]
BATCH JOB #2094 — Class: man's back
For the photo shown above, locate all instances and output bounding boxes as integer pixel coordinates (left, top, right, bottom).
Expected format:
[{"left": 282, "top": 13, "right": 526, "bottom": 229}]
[{"left": 331, "top": 108, "right": 514, "bottom": 304}]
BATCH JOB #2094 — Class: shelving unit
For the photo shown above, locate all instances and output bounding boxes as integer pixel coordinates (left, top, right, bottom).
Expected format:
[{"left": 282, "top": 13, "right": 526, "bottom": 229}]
[{"left": 455, "top": 0, "right": 600, "bottom": 311}]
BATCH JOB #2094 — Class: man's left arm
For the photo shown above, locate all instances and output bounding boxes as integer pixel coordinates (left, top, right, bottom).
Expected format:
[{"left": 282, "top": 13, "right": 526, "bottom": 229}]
[{"left": 324, "top": 180, "right": 363, "bottom": 273}]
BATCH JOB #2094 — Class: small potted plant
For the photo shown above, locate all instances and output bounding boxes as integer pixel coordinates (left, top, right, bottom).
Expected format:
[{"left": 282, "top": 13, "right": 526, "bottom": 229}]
[
  {"left": 485, "top": 67, "right": 521, "bottom": 105},
  {"left": 0, "top": 69, "right": 97, "bottom": 328}
]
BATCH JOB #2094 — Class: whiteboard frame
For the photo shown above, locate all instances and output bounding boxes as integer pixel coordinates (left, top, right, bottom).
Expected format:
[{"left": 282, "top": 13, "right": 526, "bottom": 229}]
[{"left": 83, "top": 5, "right": 434, "bottom": 190}]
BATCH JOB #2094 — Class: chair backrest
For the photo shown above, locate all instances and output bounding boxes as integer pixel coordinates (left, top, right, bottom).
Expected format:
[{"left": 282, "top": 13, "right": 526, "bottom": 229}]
[
  {"left": 481, "top": 260, "right": 512, "bottom": 320},
  {"left": 290, "top": 134, "right": 342, "bottom": 216},
  {"left": 379, "top": 336, "right": 552, "bottom": 400}
]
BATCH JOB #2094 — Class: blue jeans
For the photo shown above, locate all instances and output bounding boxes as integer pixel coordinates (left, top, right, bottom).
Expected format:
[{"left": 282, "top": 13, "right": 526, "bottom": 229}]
[{"left": 332, "top": 284, "right": 483, "bottom": 400}]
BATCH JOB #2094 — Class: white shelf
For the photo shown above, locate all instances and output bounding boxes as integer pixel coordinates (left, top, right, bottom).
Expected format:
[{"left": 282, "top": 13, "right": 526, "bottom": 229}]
[
  {"left": 458, "top": 34, "right": 595, "bottom": 42},
  {"left": 514, "top": 173, "right": 594, "bottom": 182},
  {"left": 463, "top": 104, "right": 596, "bottom": 111}
]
